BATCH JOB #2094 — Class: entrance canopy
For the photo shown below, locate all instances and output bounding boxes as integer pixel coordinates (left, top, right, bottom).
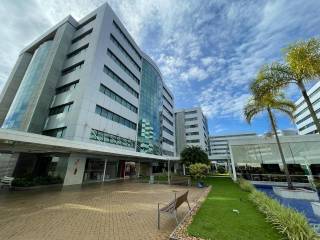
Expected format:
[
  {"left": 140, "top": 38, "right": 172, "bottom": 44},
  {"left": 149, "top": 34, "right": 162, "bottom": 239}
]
[{"left": 0, "top": 129, "right": 179, "bottom": 162}]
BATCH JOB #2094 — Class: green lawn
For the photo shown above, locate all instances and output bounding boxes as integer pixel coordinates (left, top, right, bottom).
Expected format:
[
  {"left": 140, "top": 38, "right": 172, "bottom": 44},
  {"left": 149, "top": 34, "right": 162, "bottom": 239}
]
[{"left": 188, "top": 177, "right": 281, "bottom": 240}]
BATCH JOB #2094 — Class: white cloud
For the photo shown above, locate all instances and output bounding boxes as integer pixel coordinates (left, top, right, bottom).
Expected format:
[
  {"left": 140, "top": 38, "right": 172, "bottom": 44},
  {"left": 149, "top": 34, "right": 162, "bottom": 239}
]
[
  {"left": 201, "top": 57, "right": 215, "bottom": 66},
  {"left": 1, "top": 0, "right": 320, "bottom": 133},
  {"left": 181, "top": 66, "right": 209, "bottom": 82}
]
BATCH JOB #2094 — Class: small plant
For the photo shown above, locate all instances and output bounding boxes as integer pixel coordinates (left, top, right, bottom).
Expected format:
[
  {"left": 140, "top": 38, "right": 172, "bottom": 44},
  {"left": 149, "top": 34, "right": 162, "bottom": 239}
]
[
  {"left": 238, "top": 178, "right": 255, "bottom": 192},
  {"left": 217, "top": 165, "right": 226, "bottom": 174},
  {"left": 249, "top": 190, "right": 318, "bottom": 240},
  {"left": 189, "top": 163, "right": 210, "bottom": 181}
]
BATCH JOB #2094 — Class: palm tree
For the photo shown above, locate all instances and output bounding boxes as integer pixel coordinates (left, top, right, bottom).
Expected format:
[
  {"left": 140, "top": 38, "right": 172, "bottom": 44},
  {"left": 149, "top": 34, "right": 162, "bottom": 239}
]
[
  {"left": 244, "top": 86, "right": 296, "bottom": 190},
  {"left": 256, "top": 38, "right": 320, "bottom": 133}
]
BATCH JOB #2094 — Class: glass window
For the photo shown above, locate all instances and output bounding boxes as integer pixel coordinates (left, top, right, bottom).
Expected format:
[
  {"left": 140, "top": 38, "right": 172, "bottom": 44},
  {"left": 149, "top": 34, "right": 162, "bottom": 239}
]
[
  {"left": 43, "top": 127, "right": 66, "bottom": 138},
  {"left": 76, "top": 15, "right": 96, "bottom": 30},
  {"left": 99, "top": 83, "right": 137, "bottom": 113},
  {"left": 110, "top": 34, "right": 141, "bottom": 72},
  {"left": 49, "top": 102, "right": 73, "bottom": 116},
  {"left": 95, "top": 105, "right": 136, "bottom": 130},
  {"left": 112, "top": 20, "right": 142, "bottom": 60},
  {"left": 72, "top": 28, "right": 93, "bottom": 44},
  {"left": 103, "top": 65, "right": 139, "bottom": 98},
  {"left": 107, "top": 49, "right": 140, "bottom": 84},
  {"left": 2, "top": 41, "right": 53, "bottom": 129},
  {"left": 61, "top": 61, "right": 84, "bottom": 76}
]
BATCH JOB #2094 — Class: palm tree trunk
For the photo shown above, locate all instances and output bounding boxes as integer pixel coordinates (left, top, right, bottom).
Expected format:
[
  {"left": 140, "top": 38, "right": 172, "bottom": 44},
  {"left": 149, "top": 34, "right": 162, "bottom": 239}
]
[
  {"left": 267, "top": 107, "right": 294, "bottom": 190},
  {"left": 297, "top": 81, "right": 320, "bottom": 134}
]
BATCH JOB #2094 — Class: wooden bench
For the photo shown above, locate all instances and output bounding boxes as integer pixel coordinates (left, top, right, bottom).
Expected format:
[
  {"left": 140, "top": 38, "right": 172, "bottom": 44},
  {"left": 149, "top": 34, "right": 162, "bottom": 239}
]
[
  {"left": 0, "top": 176, "right": 14, "bottom": 188},
  {"left": 157, "top": 190, "right": 191, "bottom": 229},
  {"left": 170, "top": 176, "right": 191, "bottom": 186}
]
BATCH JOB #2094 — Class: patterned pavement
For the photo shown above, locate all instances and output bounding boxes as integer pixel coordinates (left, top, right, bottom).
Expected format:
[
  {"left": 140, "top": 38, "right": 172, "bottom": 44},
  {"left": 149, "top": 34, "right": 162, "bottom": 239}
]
[{"left": 0, "top": 181, "right": 205, "bottom": 240}]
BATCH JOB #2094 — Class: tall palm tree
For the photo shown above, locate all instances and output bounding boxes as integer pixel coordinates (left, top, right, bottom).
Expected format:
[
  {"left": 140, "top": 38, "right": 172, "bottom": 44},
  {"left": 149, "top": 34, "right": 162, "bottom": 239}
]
[
  {"left": 256, "top": 38, "right": 320, "bottom": 133},
  {"left": 244, "top": 87, "right": 296, "bottom": 190}
]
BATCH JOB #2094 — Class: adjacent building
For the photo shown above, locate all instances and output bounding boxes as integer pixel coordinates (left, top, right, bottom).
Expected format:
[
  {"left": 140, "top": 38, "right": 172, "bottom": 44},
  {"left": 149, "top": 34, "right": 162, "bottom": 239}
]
[
  {"left": 264, "top": 129, "right": 298, "bottom": 137},
  {"left": 294, "top": 81, "right": 320, "bottom": 135},
  {"left": 0, "top": 3, "right": 176, "bottom": 184},
  {"left": 175, "top": 107, "right": 209, "bottom": 156},
  {"left": 209, "top": 132, "right": 257, "bottom": 162}
]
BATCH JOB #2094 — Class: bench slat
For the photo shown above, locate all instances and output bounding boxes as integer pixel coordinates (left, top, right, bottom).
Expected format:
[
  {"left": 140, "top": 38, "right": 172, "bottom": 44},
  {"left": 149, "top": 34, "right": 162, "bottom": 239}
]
[{"left": 157, "top": 190, "right": 191, "bottom": 229}]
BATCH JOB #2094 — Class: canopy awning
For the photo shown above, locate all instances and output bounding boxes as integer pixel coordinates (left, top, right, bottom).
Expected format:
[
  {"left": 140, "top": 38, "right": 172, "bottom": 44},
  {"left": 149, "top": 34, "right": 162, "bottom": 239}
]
[{"left": 0, "top": 129, "right": 179, "bottom": 162}]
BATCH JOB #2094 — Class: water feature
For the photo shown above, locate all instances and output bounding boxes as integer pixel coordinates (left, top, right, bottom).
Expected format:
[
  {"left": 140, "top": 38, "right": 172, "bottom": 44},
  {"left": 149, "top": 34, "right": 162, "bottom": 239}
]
[{"left": 255, "top": 185, "right": 320, "bottom": 234}]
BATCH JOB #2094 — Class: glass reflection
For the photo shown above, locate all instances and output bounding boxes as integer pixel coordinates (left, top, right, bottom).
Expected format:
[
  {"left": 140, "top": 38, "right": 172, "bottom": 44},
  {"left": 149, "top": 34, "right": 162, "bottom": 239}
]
[{"left": 2, "top": 41, "right": 53, "bottom": 130}]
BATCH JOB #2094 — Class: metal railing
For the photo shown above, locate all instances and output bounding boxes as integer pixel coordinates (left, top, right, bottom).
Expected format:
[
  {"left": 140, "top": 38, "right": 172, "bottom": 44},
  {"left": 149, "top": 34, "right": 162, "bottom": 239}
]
[{"left": 237, "top": 173, "right": 310, "bottom": 183}]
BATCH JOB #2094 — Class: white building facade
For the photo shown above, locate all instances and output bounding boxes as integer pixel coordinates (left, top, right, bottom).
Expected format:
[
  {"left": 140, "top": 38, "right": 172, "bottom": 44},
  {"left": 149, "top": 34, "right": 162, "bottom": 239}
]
[
  {"left": 294, "top": 81, "right": 320, "bottom": 135},
  {"left": 209, "top": 133, "right": 257, "bottom": 162},
  {"left": 175, "top": 107, "right": 209, "bottom": 156},
  {"left": 0, "top": 3, "right": 175, "bottom": 184}
]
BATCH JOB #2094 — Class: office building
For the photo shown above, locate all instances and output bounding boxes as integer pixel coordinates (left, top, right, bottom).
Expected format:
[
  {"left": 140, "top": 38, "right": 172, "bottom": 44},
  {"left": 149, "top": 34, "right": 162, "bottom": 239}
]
[
  {"left": 175, "top": 107, "right": 209, "bottom": 156},
  {"left": 209, "top": 132, "right": 256, "bottom": 162},
  {"left": 264, "top": 129, "right": 298, "bottom": 137},
  {"left": 294, "top": 81, "right": 320, "bottom": 135},
  {"left": 0, "top": 3, "right": 176, "bottom": 185}
]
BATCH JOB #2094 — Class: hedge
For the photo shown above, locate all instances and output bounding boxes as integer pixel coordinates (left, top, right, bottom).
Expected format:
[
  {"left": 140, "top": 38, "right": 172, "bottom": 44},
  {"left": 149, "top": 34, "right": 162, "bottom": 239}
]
[{"left": 238, "top": 178, "right": 318, "bottom": 240}]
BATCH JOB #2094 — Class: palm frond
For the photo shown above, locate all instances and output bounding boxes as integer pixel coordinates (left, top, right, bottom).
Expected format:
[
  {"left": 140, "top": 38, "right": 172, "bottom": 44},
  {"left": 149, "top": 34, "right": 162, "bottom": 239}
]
[
  {"left": 284, "top": 38, "right": 320, "bottom": 81},
  {"left": 268, "top": 96, "right": 296, "bottom": 121},
  {"left": 243, "top": 98, "right": 265, "bottom": 124},
  {"left": 251, "top": 63, "right": 295, "bottom": 99}
]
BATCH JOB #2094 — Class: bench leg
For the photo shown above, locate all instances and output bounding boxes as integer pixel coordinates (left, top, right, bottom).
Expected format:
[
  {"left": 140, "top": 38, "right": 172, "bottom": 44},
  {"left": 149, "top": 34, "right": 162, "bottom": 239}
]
[
  {"left": 158, "top": 203, "right": 160, "bottom": 229},
  {"left": 187, "top": 200, "right": 191, "bottom": 212}
]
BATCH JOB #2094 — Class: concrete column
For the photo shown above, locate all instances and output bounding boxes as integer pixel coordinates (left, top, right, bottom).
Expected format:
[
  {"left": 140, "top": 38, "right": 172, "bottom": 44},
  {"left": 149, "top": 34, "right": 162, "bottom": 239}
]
[
  {"left": 102, "top": 159, "right": 107, "bottom": 182},
  {"left": 174, "top": 162, "right": 178, "bottom": 174},
  {"left": 229, "top": 148, "right": 237, "bottom": 181},
  {"left": 149, "top": 162, "right": 154, "bottom": 184},
  {"left": 167, "top": 159, "right": 170, "bottom": 184},
  {"left": 149, "top": 162, "right": 153, "bottom": 175},
  {"left": 136, "top": 161, "right": 141, "bottom": 178},
  {"left": 63, "top": 154, "right": 86, "bottom": 186}
]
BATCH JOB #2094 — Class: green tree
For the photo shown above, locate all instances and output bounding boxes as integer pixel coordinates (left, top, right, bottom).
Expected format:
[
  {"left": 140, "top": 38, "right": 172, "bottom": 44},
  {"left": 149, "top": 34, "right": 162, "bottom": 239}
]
[
  {"left": 244, "top": 82, "right": 296, "bottom": 190},
  {"left": 255, "top": 38, "right": 320, "bottom": 133},
  {"left": 180, "top": 146, "right": 209, "bottom": 167}
]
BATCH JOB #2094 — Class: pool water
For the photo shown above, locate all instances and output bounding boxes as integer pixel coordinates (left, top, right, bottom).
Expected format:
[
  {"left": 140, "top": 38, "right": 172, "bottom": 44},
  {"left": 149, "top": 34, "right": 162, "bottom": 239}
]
[{"left": 255, "top": 185, "right": 320, "bottom": 233}]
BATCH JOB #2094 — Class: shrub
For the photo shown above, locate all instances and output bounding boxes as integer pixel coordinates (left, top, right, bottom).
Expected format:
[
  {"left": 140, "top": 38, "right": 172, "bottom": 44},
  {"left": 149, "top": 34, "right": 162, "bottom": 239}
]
[
  {"left": 11, "top": 176, "right": 63, "bottom": 187},
  {"left": 249, "top": 189, "right": 318, "bottom": 240},
  {"left": 189, "top": 163, "right": 210, "bottom": 180},
  {"left": 33, "top": 176, "right": 63, "bottom": 185},
  {"left": 217, "top": 165, "right": 226, "bottom": 174},
  {"left": 238, "top": 178, "right": 255, "bottom": 192},
  {"left": 11, "top": 178, "right": 35, "bottom": 187}
]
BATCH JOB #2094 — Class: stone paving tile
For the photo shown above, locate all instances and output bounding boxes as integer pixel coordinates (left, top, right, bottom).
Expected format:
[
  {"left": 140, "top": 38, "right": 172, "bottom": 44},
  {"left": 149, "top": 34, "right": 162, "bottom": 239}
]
[{"left": 0, "top": 181, "right": 205, "bottom": 240}]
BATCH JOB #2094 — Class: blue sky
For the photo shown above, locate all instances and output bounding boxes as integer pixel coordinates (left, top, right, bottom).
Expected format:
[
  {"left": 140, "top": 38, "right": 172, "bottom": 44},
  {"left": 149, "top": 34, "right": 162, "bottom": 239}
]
[{"left": 1, "top": 0, "right": 320, "bottom": 135}]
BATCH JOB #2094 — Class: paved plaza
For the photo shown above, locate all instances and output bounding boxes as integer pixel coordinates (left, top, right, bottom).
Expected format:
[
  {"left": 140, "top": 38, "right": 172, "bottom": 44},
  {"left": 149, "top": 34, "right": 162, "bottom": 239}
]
[{"left": 0, "top": 181, "right": 205, "bottom": 240}]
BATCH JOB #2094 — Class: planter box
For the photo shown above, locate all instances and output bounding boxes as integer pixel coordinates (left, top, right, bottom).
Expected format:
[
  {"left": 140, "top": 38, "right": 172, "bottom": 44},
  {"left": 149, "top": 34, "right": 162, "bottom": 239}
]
[
  {"left": 273, "top": 186, "right": 319, "bottom": 201},
  {"left": 13, "top": 184, "right": 63, "bottom": 191}
]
